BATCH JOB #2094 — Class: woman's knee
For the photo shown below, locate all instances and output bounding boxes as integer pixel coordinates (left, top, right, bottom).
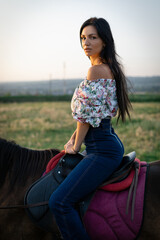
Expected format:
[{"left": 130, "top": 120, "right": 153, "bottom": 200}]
[
  {"left": 49, "top": 192, "right": 71, "bottom": 215},
  {"left": 49, "top": 192, "right": 62, "bottom": 214}
]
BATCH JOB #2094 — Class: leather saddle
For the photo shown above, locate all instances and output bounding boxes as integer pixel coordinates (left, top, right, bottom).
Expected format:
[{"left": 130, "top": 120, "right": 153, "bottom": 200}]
[{"left": 54, "top": 151, "right": 136, "bottom": 186}]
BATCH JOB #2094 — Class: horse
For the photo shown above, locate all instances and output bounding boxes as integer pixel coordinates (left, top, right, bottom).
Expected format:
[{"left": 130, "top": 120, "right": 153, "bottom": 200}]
[{"left": 0, "top": 137, "right": 160, "bottom": 240}]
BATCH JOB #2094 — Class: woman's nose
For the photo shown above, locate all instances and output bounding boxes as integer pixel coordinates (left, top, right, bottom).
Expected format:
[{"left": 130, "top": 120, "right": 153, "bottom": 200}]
[{"left": 84, "top": 38, "right": 90, "bottom": 46}]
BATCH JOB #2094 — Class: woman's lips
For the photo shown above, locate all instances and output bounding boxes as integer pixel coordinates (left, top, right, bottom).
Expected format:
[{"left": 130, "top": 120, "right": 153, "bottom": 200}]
[{"left": 84, "top": 48, "right": 92, "bottom": 51}]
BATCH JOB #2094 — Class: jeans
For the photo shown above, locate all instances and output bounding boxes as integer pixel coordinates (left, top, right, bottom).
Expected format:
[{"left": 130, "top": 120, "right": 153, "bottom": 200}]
[{"left": 49, "top": 119, "right": 124, "bottom": 240}]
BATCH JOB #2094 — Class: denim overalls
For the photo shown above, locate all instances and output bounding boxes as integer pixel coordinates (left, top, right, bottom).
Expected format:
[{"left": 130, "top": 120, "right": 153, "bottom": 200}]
[{"left": 49, "top": 119, "right": 124, "bottom": 240}]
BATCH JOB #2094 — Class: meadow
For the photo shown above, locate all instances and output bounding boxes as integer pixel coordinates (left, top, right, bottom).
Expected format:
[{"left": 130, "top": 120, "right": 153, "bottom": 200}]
[{"left": 0, "top": 101, "right": 160, "bottom": 162}]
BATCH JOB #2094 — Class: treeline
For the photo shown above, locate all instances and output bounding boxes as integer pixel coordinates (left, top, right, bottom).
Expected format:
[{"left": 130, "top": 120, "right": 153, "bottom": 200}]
[
  {"left": 0, "top": 77, "right": 160, "bottom": 96},
  {"left": 0, "top": 94, "right": 160, "bottom": 103}
]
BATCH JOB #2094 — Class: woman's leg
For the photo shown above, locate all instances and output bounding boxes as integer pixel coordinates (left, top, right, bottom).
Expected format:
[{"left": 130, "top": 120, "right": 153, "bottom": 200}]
[{"left": 49, "top": 152, "right": 122, "bottom": 240}]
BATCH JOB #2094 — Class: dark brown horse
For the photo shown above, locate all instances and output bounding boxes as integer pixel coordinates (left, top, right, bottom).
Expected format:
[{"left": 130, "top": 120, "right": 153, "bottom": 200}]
[{"left": 0, "top": 137, "right": 160, "bottom": 240}]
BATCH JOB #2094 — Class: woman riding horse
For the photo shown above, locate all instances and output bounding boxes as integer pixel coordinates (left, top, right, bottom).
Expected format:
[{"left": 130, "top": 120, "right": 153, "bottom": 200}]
[{"left": 49, "top": 17, "right": 132, "bottom": 240}]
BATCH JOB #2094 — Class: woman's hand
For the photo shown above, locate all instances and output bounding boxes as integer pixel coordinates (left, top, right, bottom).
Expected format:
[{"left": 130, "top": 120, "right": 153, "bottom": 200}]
[
  {"left": 64, "top": 122, "right": 89, "bottom": 154},
  {"left": 64, "top": 139, "right": 76, "bottom": 154},
  {"left": 64, "top": 138, "right": 74, "bottom": 150},
  {"left": 64, "top": 144, "right": 78, "bottom": 154}
]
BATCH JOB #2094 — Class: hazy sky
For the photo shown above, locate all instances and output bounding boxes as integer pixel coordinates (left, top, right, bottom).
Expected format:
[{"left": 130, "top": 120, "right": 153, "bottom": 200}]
[{"left": 0, "top": 0, "right": 160, "bottom": 82}]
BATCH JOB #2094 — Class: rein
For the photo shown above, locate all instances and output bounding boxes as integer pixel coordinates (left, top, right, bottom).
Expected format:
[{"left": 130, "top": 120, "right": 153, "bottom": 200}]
[{"left": 0, "top": 201, "right": 49, "bottom": 210}]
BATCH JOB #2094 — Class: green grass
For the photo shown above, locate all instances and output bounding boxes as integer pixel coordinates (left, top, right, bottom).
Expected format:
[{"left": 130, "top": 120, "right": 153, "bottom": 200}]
[
  {"left": 0, "top": 101, "right": 160, "bottom": 162},
  {"left": 129, "top": 93, "right": 160, "bottom": 102}
]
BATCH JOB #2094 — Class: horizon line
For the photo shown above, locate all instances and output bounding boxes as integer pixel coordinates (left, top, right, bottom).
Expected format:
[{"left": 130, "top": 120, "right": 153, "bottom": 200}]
[{"left": 1, "top": 75, "right": 160, "bottom": 84}]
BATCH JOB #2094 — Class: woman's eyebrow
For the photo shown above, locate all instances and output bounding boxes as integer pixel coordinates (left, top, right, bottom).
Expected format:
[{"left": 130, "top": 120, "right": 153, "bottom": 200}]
[{"left": 81, "top": 33, "right": 97, "bottom": 37}]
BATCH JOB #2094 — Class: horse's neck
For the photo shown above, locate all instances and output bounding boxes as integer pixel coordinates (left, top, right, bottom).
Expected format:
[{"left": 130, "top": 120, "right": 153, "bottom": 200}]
[
  {"left": 0, "top": 146, "right": 58, "bottom": 204},
  {"left": 0, "top": 169, "right": 42, "bottom": 205}
]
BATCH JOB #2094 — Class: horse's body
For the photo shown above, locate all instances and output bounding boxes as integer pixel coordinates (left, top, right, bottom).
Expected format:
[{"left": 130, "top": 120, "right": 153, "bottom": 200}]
[{"left": 0, "top": 138, "right": 160, "bottom": 240}]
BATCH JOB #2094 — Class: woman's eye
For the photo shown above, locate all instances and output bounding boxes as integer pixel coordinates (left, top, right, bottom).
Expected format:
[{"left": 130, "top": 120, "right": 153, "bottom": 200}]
[
  {"left": 81, "top": 36, "right": 96, "bottom": 40},
  {"left": 91, "top": 36, "right": 96, "bottom": 39}
]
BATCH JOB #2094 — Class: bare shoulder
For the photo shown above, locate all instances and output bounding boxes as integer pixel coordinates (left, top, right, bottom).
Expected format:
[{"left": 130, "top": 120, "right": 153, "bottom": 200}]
[{"left": 87, "top": 64, "right": 113, "bottom": 81}]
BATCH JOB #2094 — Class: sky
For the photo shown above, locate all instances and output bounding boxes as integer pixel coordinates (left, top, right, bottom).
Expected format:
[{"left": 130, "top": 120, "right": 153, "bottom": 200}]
[{"left": 0, "top": 0, "right": 160, "bottom": 82}]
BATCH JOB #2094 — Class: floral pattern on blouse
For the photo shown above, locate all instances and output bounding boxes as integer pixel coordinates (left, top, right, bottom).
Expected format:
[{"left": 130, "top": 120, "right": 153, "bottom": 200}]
[{"left": 71, "top": 78, "right": 118, "bottom": 127}]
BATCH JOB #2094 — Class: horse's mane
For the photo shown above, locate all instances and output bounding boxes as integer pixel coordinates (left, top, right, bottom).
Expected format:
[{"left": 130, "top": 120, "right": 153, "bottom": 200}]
[{"left": 0, "top": 138, "right": 60, "bottom": 191}]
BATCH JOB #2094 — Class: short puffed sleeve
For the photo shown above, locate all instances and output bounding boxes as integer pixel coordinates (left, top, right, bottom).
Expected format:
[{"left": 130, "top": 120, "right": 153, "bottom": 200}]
[{"left": 71, "top": 78, "right": 118, "bottom": 127}]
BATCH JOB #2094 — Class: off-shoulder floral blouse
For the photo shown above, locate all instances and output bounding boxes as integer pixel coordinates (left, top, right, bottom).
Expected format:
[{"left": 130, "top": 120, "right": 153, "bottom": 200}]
[{"left": 71, "top": 78, "right": 118, "bottom": 128}]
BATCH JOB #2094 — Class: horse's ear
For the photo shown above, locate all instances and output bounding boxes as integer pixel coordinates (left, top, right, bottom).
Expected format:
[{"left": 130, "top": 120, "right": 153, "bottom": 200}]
[{"left": 10, "top": 140, "right": 17, "bottom": 145}]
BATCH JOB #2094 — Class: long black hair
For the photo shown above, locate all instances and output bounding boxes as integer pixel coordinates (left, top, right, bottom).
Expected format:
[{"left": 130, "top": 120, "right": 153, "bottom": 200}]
[{"left": 80, "top": 17, "right": 132, "bottom": 122}]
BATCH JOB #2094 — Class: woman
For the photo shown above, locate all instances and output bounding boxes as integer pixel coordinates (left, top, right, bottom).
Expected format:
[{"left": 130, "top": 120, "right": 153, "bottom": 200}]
[{"left": 49, "top": 17, "right": 132, "bottom": 240}]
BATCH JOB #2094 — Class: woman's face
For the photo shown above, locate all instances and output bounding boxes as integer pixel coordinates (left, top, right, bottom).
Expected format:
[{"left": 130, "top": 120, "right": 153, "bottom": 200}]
[{"left": 81, "top": 25, "right": 104, "bottom": 58}]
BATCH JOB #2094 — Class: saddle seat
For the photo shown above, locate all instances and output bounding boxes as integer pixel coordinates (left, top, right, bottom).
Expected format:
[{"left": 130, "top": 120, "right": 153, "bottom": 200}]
[
  {"left": 100, "top": 151, "right": 139, "bottom": 191},
  {"left": 108, "top": 151, "right": 136, "bottom": 181}
]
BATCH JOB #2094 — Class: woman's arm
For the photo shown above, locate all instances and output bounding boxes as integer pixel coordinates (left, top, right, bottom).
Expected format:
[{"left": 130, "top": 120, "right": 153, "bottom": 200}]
[
  {"left": 70, "top": 129, "right": 77, "bottom": 143},
  {"left": 73, "top": 121, "right": 90, "bottom": 152},
  {"left": 65, "top": 121, "right": 89, "bottom": 154},
  {"left": 64, "top": 129, "right": 77, "bottom": 149}
]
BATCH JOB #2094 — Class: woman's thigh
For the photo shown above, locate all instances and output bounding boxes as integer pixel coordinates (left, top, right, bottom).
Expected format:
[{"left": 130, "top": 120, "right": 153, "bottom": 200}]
[{"left": 50, "top": 153, "right": 121, "bottom": 205}]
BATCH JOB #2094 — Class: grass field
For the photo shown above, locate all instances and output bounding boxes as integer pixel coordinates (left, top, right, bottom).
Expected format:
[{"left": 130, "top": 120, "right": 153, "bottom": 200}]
[{"left": 0, "top": 101, "right": 160, "bottom": 162}]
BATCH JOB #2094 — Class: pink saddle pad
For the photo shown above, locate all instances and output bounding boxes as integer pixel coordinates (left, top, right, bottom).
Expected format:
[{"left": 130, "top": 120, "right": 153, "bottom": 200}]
[{"left": 83, "top": 163, "right": 147, "bottom": 240}]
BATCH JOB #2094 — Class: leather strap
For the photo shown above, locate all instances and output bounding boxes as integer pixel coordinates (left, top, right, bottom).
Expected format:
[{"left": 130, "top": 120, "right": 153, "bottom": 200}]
[
  {"left": 0, "top": 201, "right": 49, "bottom": 210},
  {"left": 126, "top": 161, "right": 140, "bottom": 220}
]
